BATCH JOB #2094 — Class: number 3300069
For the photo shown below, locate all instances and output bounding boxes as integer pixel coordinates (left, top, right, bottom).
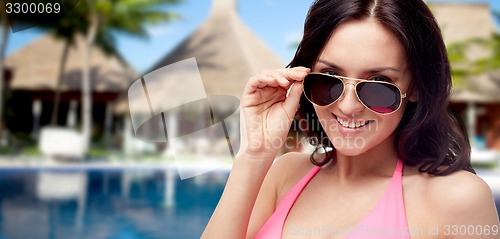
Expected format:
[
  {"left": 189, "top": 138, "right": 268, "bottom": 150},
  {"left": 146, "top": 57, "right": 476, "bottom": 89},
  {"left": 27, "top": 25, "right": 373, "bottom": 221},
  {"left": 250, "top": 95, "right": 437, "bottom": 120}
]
[
  {"left": 444, "top": 225, "right": 499, "bottom": 236},
  {"left": 5, "top": 2, "right": 60, "bottom": 14}
]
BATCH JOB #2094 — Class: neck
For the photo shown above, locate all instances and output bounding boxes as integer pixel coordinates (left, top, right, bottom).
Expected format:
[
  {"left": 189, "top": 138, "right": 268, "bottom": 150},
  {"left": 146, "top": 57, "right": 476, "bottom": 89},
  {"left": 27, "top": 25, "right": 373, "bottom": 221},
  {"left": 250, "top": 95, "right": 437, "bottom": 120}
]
[{"left": 327, "top": 135, "right": 399, "bottom": 181}]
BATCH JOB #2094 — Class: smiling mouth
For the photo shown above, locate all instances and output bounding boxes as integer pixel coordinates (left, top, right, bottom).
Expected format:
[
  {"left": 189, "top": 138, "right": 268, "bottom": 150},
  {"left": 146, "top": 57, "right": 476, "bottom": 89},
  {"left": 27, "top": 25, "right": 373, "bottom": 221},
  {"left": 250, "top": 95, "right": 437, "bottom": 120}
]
[{"left": 335, "top": 115, "right": 375, "bottom": 129}]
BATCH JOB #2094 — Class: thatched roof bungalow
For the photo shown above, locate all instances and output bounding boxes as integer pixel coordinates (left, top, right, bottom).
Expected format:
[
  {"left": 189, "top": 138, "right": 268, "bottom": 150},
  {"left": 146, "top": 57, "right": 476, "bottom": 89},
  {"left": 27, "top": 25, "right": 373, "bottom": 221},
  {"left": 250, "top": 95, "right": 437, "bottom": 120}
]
[
  {"left": 430, "top": 2, "right": 500, "bottom": 149},
  {"left": 148, "top": 0, "right": 284, "bottom": 99},
  {"left": 5, "top": 34, "right": 136, "bottom": 137},
  {"left": 119, "top": 0, "right": 284, "bottom": 154}
]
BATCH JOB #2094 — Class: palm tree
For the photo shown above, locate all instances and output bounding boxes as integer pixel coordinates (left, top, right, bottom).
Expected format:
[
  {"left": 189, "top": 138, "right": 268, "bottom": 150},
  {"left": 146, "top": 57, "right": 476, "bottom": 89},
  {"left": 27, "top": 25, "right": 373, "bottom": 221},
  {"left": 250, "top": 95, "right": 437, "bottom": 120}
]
[
  {"left": 468, "top": 34, "right": 500, "bottom": 74},
  {"left": 36, "top": 3, "right": 89, "bottom": 125},
  {"left": 36, "top": 2, "right": 122, "bottom": 126},
  {"left": 447, "top": 38, "right": 478, "bottom": 87},
  {"left": 447, "top": 9, "right": 500, "bottom": 88},
  {"left": 0, "top": 5, "right": 10, "bottom": 139},
  {"left": 59, "top": 0, "right": 181, "bottom": 148}
]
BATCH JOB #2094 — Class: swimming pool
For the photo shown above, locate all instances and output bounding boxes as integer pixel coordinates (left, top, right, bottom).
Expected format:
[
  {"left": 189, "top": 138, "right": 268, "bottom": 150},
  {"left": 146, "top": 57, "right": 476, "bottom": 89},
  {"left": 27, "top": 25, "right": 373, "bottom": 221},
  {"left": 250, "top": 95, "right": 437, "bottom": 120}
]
[
  {"left": 1, "top": 168, "right": 499, "bottom": 239},
  {"left": 0, "top": 168, "right": 228, "bottom": 239}
]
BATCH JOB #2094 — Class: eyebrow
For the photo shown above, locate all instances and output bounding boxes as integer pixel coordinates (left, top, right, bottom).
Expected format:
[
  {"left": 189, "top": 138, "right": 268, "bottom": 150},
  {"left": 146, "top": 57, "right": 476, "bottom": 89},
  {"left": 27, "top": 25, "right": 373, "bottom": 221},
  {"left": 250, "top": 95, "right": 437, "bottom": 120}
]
[{"left": 317, "top": 59, "right": 401, "bottom": 73}]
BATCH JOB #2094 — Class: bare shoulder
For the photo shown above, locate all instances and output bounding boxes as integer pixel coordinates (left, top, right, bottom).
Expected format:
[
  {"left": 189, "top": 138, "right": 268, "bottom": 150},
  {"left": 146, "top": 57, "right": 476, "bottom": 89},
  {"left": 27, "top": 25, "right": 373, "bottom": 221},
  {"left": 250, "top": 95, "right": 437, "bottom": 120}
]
[
  {"left": 426, "top": 170, "right": 493, "bottom": 207},
  {"left": 268, "top": 152, "right": 316, "bottom": 185},
  {"left": 272, "top": 152, "right": 315, "bottom": 174},
  {"left": 408, "top": 166, "right": 499, "bottom": 225},
  {"left": 267, "top": 152, "right": 317, "bottom": 202}
]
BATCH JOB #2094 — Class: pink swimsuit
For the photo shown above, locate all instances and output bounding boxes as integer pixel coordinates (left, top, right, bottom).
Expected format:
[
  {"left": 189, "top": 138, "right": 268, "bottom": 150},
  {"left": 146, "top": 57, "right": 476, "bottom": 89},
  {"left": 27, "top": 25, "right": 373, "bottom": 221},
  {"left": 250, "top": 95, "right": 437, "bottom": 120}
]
[{"left": 255, "top": 159, "right": 410, "bottom": 239}]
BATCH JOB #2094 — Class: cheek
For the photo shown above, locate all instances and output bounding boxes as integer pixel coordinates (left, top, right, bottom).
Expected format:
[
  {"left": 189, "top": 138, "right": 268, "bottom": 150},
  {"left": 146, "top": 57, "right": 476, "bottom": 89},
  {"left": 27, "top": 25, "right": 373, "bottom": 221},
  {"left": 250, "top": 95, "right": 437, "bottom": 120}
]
[
  {"left": 380, "top": 111, "right": 405, "bottom": 134},
  {"left": 313, "top": 105, "right": 330, "bottom": 118},
  {"left": 392, "top": 100, "right": 409, "bottom": 124},
  {"left": 313, "top": 104, "right": 335, "bottom": 119},
  {"left": 312, "top": 105, "right": 337, "bottom": 132}
]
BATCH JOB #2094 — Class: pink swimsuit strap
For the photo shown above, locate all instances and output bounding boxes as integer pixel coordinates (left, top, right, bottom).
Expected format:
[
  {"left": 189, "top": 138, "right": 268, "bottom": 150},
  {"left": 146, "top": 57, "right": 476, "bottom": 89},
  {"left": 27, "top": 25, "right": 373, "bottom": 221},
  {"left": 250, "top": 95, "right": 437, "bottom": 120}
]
[{"left": 255, "top": 159, "right": 410, "bottom": 239}]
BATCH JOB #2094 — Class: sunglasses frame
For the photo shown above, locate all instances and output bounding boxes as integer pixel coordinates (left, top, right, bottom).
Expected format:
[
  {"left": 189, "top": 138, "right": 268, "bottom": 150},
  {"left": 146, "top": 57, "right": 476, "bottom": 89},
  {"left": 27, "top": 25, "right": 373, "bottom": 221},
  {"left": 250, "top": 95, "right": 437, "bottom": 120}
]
[{"left": 302, "top": 72, "right": 407, "bottom": 115}]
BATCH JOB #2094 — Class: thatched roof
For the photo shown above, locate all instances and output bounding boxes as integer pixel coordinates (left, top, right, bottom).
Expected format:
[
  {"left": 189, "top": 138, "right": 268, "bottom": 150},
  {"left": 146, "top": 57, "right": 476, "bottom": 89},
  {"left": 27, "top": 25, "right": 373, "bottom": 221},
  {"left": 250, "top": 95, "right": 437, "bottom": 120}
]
[
  {"left": 429, "top": 2, "right": 500, "bottom": 103},
  {"left": 148, "top": 0, "right": 284, "bottom": 99},
  {"left": 430, "top": 2, "right": 496, "bottom": 43},
  {"left": 5, "top": 34, "right": 137, "bottom": 93},
  {"left": 451, "top": 74, "right": 500, "bottom": 103}
]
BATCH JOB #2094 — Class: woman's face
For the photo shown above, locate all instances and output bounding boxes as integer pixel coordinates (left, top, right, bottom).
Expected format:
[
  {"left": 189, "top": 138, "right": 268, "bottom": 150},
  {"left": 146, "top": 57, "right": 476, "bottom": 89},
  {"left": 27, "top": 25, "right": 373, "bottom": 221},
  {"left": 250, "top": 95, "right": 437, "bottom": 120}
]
[{"left": 312, "top": 18, "right": 414, "bottom": 156}]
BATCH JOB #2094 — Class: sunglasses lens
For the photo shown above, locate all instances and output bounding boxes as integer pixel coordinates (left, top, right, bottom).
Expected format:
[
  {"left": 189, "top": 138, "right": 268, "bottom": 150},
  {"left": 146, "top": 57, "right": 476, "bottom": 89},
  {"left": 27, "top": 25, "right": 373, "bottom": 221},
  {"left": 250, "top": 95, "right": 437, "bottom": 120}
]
[
  {"left": 304, "top": 74, "right": 343, "bottom": 106},
  {"left": 357, "top": 82, "right": 401, "bottom": 113}
]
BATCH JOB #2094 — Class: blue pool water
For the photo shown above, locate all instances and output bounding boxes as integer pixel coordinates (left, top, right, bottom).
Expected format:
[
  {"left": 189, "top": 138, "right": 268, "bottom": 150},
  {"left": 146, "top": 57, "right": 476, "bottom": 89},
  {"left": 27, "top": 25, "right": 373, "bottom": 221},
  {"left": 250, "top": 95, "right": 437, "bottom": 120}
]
[
  {"left": 0, "top": 168, "right": 228, "bottom": 239},
  {"left": 1, "top": 168, "right": 500, "bottom": 239}
]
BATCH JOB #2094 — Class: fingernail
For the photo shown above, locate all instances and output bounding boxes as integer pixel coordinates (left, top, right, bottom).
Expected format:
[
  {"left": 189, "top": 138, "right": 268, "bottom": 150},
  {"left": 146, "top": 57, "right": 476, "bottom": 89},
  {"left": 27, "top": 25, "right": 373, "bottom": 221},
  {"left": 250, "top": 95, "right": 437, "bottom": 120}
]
[{"left": 298, "top": 67, "right": 310, "bottom": 73}]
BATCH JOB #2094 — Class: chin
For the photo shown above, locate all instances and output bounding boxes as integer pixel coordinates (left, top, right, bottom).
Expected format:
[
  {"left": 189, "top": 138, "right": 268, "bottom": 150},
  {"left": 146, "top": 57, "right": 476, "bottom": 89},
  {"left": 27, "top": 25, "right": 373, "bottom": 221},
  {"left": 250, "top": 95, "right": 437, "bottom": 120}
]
[{"left": 334, "top": 146, "right": 368, "bottom": 157}]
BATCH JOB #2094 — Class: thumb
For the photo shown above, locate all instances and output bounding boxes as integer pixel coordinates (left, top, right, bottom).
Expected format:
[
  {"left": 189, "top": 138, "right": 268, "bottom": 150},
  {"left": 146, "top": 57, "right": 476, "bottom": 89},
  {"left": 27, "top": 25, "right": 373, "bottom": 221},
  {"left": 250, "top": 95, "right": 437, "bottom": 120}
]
[{"left": 283, "top": 82, "right": 303, "bottom": 120}]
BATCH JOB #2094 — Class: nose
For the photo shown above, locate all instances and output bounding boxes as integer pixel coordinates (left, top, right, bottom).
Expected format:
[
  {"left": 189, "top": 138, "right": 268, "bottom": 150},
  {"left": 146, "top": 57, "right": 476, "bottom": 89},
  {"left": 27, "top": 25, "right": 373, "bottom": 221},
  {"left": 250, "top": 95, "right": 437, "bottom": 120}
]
[{"left": 337, "top": 82, "right": 364, "bottom": 115}]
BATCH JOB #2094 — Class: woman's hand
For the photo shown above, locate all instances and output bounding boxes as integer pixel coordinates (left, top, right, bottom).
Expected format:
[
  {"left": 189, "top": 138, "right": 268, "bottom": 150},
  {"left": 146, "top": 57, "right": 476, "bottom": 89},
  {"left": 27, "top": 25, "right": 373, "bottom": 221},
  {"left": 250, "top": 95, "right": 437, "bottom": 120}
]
[
  {"left": 240, "top": 67, "right": 310, "bottom": 159},
  {"left": 201, "top": 67, "right": 310, "bottom": 239}
]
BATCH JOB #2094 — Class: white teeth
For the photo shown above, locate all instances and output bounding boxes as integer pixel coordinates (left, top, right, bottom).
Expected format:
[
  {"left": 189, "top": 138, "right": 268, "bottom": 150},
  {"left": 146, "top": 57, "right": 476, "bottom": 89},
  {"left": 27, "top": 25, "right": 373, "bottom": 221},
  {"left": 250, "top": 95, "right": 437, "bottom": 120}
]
[{"left": 336, "top": 116, "right": 370, "bottom": 129}]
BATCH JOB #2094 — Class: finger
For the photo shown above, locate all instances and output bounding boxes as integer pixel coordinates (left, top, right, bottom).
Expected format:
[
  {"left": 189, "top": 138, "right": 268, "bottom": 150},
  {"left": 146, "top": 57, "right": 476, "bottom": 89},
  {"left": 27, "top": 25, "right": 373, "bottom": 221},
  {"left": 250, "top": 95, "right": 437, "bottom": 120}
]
[
  {"left": 244, "top": 71, "right": 290, "bottom": 94},
  {"left": 282, "top": 82, "right": 304, "bottom": 120},
  {"left": 294, "top": 66, "right": 311, "bottom": 72},
  {"left": 266, "top": 71, "right": 291, "bottom": 89},
  {"left": 242, "top": 67, "right": 310, "bottom": 96},
  {"left": 243, "top": 73, "right": 286, "bottom": 95},
  {"left": 275, "top": 67, "right": 310, "bottom": 82}
]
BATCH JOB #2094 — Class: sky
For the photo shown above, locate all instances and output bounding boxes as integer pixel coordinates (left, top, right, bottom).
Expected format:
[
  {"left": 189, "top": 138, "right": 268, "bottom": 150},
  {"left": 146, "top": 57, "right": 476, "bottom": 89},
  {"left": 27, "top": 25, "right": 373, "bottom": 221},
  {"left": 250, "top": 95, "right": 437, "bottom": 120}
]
[{"left": 5, "top": 0, "right": 500, "bottom": 75}]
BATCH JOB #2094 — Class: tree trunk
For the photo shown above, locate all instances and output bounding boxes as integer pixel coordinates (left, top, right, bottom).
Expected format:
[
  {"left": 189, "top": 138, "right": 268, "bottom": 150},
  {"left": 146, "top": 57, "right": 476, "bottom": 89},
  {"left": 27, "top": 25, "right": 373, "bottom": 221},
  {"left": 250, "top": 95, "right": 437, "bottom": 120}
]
[
  {"left": 50, "top": 41, "right": 70, "bottom": 125},
  {"left": 0, "top": 10, "right": 10, "bottom": 139},
  {"left": 82, "top": 12, "right": 98, "bottom": 151}
]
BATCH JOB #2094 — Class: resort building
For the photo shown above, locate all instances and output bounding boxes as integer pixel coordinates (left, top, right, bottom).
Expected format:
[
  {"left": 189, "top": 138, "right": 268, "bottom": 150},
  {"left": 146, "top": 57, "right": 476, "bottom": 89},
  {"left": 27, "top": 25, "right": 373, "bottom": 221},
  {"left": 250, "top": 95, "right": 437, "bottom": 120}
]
[
  {"left": 4, "top": 34, "right": 136, "bottom": 147},
  {"left": 430, "top": 2, "right": 500, "bottom": 150}
]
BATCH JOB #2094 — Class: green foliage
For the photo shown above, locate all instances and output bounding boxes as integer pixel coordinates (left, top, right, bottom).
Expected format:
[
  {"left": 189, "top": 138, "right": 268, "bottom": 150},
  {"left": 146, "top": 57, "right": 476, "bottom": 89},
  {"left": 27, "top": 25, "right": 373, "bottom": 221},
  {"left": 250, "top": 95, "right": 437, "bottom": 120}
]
[
  {"left": 447, "top": 34, "right": 500, "bottom": 87},
  {"left": 32, "top": 0, "right": 183, "bottom": 56},
  {"left": 79, "top": 0, "right": 182, "bottom": 35},
  {"left": 88, "top": 146, "right": 108, "bottom": 158},
  {"left": 21, "top": 145, "right": 41, "bottom": 156},
  {"left": 469, "top": 34, "right": 500, "bottom": 74},
  {"left": 447, "top": 40, "right": 470, "bottom": 87}
]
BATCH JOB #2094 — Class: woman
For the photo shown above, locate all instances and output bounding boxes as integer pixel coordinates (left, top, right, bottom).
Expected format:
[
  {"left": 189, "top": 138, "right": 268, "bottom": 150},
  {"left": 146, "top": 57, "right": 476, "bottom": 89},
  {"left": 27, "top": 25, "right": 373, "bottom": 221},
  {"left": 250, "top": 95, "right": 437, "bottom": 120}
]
[{"left": 202, "top": 0, "right": 500, "bottom": 238}]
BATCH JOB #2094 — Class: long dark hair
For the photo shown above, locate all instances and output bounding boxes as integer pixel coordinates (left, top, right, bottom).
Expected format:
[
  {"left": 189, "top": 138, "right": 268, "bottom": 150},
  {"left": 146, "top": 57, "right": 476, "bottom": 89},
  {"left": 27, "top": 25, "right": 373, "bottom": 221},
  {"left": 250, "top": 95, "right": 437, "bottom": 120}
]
[{"left": 290, "top": 0, "right": 474, "bottom": 175}]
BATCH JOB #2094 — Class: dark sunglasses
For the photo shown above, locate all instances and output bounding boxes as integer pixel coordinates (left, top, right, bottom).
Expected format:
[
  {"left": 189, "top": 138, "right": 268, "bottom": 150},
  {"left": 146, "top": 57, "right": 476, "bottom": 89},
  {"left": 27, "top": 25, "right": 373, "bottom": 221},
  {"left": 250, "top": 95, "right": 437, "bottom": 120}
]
[{"left": 302, "top": 73, "right": 407, "bottom": 114}]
